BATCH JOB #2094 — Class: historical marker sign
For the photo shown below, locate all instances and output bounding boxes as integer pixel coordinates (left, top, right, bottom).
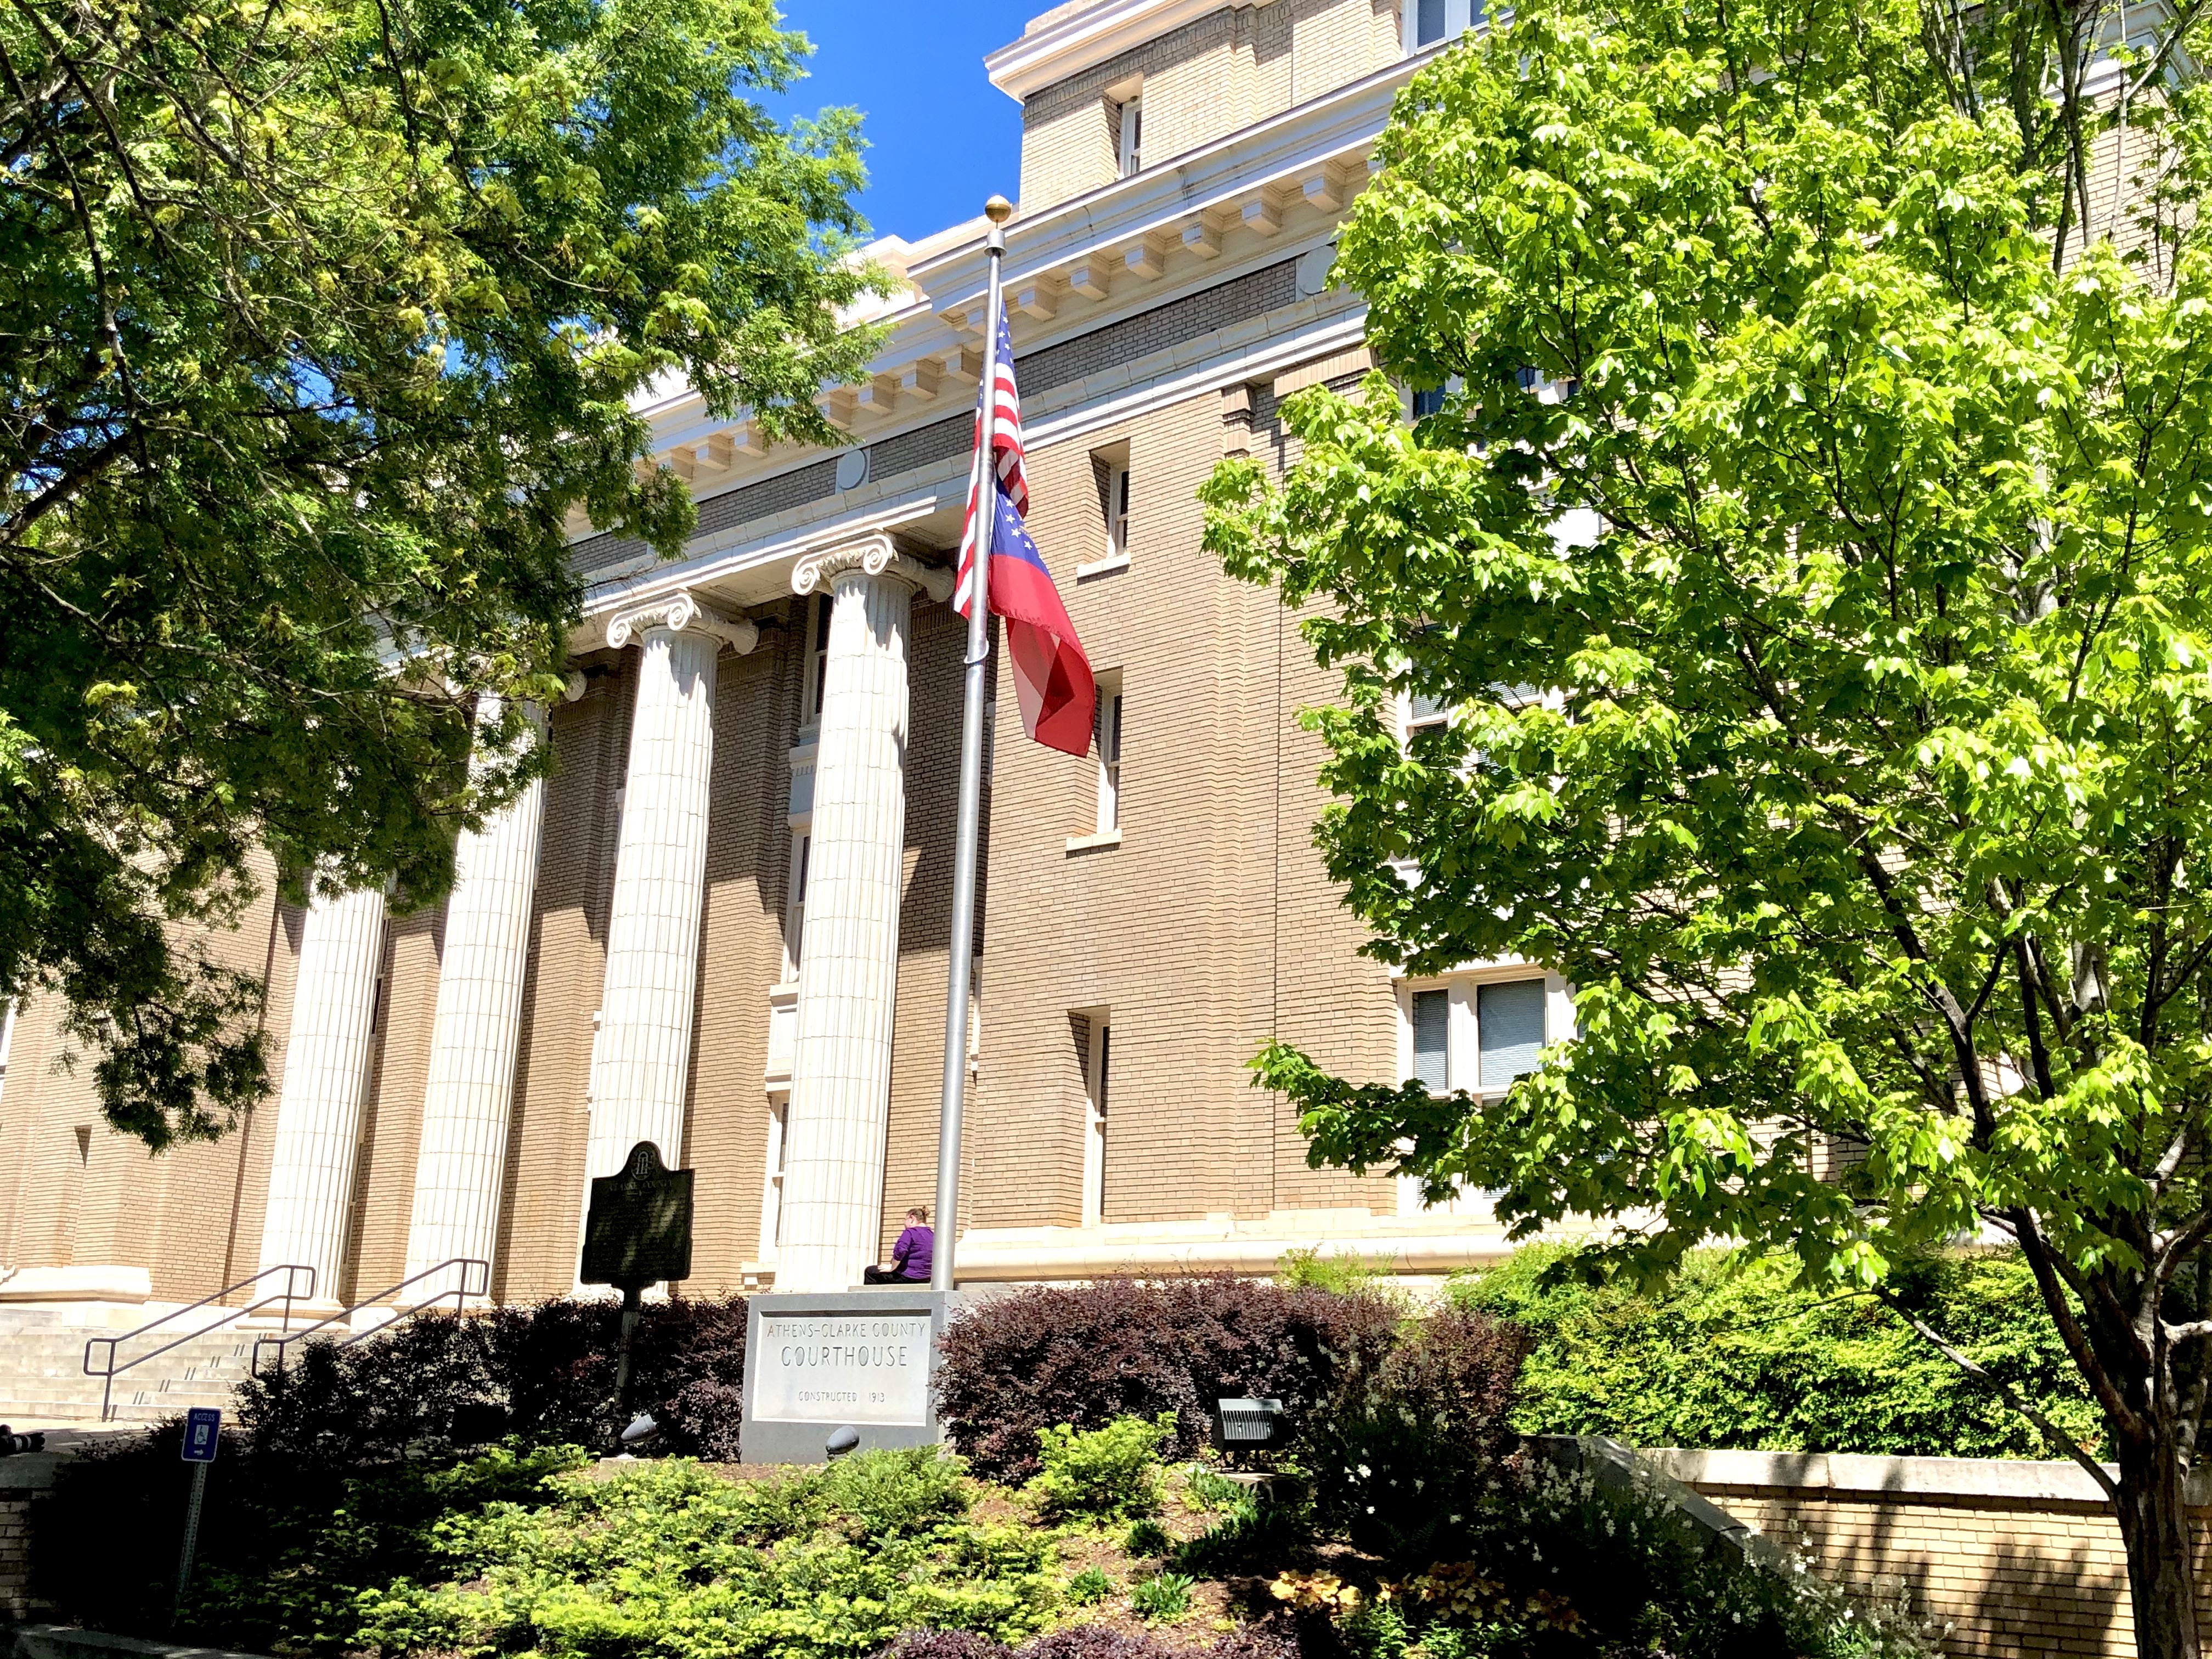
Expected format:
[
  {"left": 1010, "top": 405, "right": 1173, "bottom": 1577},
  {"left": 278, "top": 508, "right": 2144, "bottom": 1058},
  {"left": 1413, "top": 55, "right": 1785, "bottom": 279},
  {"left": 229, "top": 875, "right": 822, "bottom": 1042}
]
[
  {"left": 750, "top": 1311, "right": 934, "bottom": 1427},
  {"left": 580, "top": 1141, "right": 694, "bottom": 1290}
]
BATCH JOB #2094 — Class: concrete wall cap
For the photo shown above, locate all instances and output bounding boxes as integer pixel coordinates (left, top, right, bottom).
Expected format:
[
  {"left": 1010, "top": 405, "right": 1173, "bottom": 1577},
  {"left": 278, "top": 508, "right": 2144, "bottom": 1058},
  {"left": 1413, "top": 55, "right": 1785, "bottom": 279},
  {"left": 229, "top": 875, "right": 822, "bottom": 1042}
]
[
  {"left": 10, "top": 1628, "right": 276, "bottom": 1659},
  {"left": 1641, "top": 1446, "right": 2137, "bottom": 1506}
]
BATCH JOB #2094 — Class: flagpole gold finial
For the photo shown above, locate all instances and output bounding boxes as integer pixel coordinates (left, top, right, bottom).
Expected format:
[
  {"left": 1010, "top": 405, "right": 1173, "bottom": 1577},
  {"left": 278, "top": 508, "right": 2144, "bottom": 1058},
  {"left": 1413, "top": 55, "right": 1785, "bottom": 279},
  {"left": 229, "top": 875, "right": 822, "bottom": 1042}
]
[{"left": 984, "top": 196, "right": 1014, "bottom": 225}]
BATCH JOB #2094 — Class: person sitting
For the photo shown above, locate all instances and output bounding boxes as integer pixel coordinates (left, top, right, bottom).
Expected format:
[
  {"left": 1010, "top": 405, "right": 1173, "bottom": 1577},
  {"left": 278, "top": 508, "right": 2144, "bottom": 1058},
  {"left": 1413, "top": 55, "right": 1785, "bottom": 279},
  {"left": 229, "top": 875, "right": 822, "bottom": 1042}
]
[{"left": 863, "top": 1207, "right": 934, "bottom": 1285}]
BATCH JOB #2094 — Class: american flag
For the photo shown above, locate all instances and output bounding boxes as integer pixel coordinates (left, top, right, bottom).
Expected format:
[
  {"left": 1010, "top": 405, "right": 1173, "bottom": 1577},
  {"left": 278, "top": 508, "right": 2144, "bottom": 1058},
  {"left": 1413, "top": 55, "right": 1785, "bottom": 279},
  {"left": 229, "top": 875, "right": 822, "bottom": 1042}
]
[{"left": 953, "top": 308, "right": 1027, "bottom": 616}]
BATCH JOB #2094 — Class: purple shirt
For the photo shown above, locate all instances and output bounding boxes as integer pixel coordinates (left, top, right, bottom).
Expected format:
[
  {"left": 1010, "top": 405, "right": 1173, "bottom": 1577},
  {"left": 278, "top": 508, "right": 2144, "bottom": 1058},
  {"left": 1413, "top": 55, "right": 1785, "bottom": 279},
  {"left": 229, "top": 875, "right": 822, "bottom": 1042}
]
[{"left": 891, "top": 1224, "right": 934, "bottom": 1281}]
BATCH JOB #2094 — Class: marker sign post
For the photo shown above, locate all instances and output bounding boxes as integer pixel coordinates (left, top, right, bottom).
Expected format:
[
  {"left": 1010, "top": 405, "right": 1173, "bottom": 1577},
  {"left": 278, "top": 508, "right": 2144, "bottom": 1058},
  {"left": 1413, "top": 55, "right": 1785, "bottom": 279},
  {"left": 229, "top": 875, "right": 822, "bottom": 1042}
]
[
  {"left": 579, "top": 1141, "right": 695, "bottom": 1422},
  {"left": 174, "top": 1407, "right": 220, "bottom": 1621}
]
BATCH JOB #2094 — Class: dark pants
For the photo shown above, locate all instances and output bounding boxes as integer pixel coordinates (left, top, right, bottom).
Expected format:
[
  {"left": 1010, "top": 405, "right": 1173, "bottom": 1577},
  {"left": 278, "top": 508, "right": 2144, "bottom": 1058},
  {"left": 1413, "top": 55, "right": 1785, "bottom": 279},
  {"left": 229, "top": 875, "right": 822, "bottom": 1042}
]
[{"left": 862, "top": 1265, "right": 926, "bottom": 1285}]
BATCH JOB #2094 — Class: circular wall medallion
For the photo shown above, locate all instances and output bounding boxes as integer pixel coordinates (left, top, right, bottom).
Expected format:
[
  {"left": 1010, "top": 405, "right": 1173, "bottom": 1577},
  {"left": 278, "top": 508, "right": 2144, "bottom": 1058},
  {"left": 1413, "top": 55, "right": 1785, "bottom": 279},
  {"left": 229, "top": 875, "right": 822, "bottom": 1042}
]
[
  {"left": 835, "top": 449, "right": 871, "bottom": 492},
  {"left": 1295, "top": 243, "right": 1337, "bottom": 297}
]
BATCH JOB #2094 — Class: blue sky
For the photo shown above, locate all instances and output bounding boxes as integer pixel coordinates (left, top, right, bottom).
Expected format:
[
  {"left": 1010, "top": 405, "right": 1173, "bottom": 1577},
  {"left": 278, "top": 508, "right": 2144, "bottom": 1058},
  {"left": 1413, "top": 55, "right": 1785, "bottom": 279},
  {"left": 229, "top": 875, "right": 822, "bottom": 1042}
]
[{"left": 767, "top": 2, "right": 1042, "bottom": 245}]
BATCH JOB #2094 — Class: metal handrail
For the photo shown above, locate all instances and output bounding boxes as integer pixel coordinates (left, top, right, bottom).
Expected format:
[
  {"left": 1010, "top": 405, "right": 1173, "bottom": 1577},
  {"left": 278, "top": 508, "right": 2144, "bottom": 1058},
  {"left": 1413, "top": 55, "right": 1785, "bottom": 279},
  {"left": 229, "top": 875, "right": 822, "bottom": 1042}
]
[
  {"left": 251, "top": 1257, "right": 489, "bottom": 1378},
  {"left": 83, "top": 1262, "right": 316, "bottom": 1423}
]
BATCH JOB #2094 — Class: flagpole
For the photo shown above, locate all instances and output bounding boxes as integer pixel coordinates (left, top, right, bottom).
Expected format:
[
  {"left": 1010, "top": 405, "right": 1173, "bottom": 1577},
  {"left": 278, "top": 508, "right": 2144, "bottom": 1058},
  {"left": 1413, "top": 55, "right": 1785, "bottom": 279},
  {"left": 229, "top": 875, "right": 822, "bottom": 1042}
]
[{"left": 932, "top": 195, "right": 1013, "bottom": 1293}]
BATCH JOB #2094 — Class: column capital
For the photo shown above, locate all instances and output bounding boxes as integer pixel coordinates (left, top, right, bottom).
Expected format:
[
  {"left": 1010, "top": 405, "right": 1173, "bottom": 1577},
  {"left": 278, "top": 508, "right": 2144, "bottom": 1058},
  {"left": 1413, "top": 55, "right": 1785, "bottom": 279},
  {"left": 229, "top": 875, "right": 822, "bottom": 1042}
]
[
  {"left": 604, "top": 588, "right": 760, "bottom": 654},
  {"left": 792, "top": 533, "right": 955, "bottom": 603}
]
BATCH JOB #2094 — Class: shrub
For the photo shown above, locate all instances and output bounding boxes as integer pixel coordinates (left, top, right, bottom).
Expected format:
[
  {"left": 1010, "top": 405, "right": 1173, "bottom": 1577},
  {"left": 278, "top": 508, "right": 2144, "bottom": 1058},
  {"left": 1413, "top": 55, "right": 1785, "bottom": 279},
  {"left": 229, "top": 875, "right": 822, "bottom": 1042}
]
[
  {"left": 1181, "top": 1465, "right": 1246, "bottom": 1511},
  {"left": 354, "top": 1457, "right": 1059, "bottom": 1659},
  {"left": 1430, "top": 1462, "right": 1934, "bottom": 1657},
  {"left": 937, "top": 1278, "right": 1401, "bottom": 1482},
  {"left": 882, "top": 1637, "right": 1014, "bottom": 1659},
  {"left": 1124, "top": 1517, "right": 1173, "bottom": 1556},
  {"left": 823, "top": 1444, "right": 971, "bottom": 1539},
  {"left": 1306, "top": 1303, "right": 1530, "bottom": 1567},
  {"left": 1064, "top": 1566, "right": 1114, "bottom": 1605},
  {"left": 36, "top": 1426, "right": 588, "bottom": 1650},
  {"left": 1027, "top": 1414, "right": 1176, "bottom": 1520},
  {"left": 1173, "top": 1488, "right": 1309, "bottom": 1577},
  {"left": 1128, "top": 1572, "right": 1194, "bottom": 1624},
  {"left": 1276, "top": 1248, "right": 1387, "bottom": 1297},
  {"left": 1458, "top": 1245, "right": 2104, "bottom": 1459},
  {"left": 235, "top": 1294, "right": 751, "bottom": 1469}
]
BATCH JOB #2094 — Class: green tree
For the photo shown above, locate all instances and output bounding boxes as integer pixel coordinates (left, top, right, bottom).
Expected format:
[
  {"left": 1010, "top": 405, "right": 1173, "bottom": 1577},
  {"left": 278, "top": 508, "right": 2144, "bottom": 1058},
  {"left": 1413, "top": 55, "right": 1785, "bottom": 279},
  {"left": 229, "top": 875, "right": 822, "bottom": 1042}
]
[
  {"left": 1, "top": 0, "right": 882, "bottom": 1147},
  {"left": 1204, "top": 0, "right": 2212, "bottom": 1650}
]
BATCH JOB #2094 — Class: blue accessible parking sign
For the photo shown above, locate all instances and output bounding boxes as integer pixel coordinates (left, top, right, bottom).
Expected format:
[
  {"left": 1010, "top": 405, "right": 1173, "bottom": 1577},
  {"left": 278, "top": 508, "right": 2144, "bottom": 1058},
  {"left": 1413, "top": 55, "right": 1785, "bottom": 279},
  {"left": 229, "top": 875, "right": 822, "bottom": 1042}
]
[{"left": 181, "top": 1407, "right": 221, "bottom": 1462}]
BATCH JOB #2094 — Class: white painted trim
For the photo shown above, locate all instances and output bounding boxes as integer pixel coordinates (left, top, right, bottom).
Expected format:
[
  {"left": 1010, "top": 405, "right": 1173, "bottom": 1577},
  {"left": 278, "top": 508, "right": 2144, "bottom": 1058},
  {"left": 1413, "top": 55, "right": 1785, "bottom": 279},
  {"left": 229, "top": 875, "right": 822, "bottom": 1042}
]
[
  {"left": 1646, "top": 1447, "right": 2149, "bottom": 1507},
  {"left": 572, "top": 306, "right": 1369, "bottom": 634},
  {"left": 1065, "top": 828, "right": 1123, "bottom": 854},
  {"left": 1076, "top": 551, "right": 1131, "bottom": 579}
]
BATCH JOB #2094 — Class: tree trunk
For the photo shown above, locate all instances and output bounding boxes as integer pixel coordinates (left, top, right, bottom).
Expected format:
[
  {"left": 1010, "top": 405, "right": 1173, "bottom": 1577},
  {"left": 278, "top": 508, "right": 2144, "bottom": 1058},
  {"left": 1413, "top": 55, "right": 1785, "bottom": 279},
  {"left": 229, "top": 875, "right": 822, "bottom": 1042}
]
[{"left": 2116, "top": 1424, "right": 2204, "bottom": 1659}]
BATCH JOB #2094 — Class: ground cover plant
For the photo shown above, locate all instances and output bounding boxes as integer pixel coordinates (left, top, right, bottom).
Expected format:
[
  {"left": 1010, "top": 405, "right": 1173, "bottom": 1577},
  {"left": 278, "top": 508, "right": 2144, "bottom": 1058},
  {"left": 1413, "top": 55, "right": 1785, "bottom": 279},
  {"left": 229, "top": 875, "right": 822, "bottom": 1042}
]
[
  {"left": 1463, "top": 1246, "right": 2103, "bottom": 1459},
  {"left": 43, "top": 1281, "right": 1938, "bottom": 1657}
]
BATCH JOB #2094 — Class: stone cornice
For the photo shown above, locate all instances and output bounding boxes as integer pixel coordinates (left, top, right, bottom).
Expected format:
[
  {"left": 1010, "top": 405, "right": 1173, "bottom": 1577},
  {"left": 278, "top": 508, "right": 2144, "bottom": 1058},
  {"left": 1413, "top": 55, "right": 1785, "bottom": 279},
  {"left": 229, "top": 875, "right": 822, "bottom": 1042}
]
[
  {"left": 792, "top": 533, "right": 956, "bottom": 603},
  {"left": 912, "top": 45, "right": 1422, "bottom": 315},
  {"left": 603, "top": 588, "right": 759, "bottom": 654}
]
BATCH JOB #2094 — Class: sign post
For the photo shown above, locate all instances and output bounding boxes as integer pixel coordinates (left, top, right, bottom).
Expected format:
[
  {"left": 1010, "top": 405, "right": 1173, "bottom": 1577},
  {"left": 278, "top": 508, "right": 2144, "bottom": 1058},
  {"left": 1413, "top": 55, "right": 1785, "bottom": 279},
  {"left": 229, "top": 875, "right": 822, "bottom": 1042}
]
[
  {"left": 579, "top": 1141, "right": 695, "bottom": 1420},
  {"left": 174, "top": 1406, "right": 220, "bottom": 1623}
]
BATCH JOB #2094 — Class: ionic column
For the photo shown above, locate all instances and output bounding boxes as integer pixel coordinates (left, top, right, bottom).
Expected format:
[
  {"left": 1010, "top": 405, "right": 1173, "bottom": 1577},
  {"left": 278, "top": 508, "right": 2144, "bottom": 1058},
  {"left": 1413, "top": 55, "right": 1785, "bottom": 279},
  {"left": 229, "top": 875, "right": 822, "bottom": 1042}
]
[
  {"left": 776, "top": 536, "right": 951, "bottom": 1293},
  {"left": 403, "top": 692, "right": 566, "bottom": 1293},
  {"left": 258, "top": 883, "right": 390, "bottom": 1302},
  {"left": 579, "top": 591, "right": 757, "bottom": 1255}
]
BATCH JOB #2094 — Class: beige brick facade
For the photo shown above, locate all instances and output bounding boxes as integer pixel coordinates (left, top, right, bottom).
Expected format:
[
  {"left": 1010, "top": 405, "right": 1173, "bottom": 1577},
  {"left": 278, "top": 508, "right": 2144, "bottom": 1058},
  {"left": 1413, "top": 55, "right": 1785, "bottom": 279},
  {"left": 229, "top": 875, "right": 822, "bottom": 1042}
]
[
  {"left": 1017, "top": 0, "right": 1401, "bottom": 214},
  {"left": 0, "top": 0, "right": 1510, "bottom": 1310}
]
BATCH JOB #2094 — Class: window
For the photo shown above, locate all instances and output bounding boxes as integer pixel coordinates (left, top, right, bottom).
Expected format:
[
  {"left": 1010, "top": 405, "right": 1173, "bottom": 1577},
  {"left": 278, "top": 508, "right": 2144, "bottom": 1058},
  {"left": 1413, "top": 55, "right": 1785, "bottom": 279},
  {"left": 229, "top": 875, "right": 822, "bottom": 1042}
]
[
  {"left": 1407, "top": 0, "right": 1481, "bottom": 50},
  {"left": 1094, "top": 679, "right": 1124, "bottom": 834},
  {"left": 1080, "top": 1013, "right": 1111, "bottom": 1225},
  {"left": 785, "top": 831, "right": 810, "bottom": 974},
  {"left": 1402, "top": 973, "right": 1556, "bottom": 1097},
  {"left": 1105, "top": 463, "right": 1131, "bottom": 562},
  {"left": 1399, "top": 970, "right": 1561, "bottom": 1215},
  {"left": 759, "top": 1098, "right": 788, "bottom": 1260},
  {"left": 806, "top": 592, "right": 832, "bottom": 723},
  {"left": 1081, "top": 448, "right": 1132, "bottom": 578},
  {"left": 1411, "top": 989, "right": 1449, "bottom": 1091},
  {"left": 1476, "top": 978, "right": 1548, "bottom": 1090},
  {"left": 1116, "top": 95, "right": 1144, "bottom": 176}
]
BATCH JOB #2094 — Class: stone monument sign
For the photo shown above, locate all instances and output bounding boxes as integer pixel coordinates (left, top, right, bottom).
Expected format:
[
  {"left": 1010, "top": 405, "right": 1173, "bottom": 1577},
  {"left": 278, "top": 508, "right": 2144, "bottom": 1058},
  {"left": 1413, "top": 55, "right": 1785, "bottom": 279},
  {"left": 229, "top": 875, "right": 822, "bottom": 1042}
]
[{"left": 739, "top": 1288, "right": 956, "bottom": 1463}]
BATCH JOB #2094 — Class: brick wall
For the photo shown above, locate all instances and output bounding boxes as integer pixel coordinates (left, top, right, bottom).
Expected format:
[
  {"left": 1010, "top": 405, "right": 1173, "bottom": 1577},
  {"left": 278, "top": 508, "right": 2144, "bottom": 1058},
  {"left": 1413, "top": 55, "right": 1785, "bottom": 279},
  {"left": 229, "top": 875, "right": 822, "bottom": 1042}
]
[
  {"left": 1649, "top": 1449, "right": 2212, "bottom": 1658},
  {"left": 971, "top": 377, "right": 1398, "bottom": 1234},
  {"left": 0, "top": 854, "right": 302, "bottom": 1305},
  {"left": 1017, "top": 0, "right": 1402, "bottom": 215}
]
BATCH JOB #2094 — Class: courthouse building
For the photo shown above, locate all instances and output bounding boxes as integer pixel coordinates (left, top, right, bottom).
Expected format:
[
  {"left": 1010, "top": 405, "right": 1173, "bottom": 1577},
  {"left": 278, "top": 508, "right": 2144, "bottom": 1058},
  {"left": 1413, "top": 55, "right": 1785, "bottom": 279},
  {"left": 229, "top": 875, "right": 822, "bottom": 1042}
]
[{"left": 0, "top": 0, "right": 1573, "bottom": 1313}]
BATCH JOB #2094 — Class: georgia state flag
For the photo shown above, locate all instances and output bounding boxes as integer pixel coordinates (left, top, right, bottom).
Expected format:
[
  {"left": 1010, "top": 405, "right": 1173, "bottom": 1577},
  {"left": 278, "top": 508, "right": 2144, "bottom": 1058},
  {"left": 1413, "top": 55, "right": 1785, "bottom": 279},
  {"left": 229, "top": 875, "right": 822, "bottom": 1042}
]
[{"left": 953, "top": 312, "right": 1095, "bottom": 757}]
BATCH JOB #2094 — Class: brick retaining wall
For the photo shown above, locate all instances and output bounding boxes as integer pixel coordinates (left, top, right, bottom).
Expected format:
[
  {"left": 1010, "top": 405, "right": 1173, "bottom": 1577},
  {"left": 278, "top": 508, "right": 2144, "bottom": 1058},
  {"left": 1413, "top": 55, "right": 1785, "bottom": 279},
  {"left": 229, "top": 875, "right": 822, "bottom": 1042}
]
[{"left": 1645, "top": 1448, "right": 2212, "bottom": 1658}]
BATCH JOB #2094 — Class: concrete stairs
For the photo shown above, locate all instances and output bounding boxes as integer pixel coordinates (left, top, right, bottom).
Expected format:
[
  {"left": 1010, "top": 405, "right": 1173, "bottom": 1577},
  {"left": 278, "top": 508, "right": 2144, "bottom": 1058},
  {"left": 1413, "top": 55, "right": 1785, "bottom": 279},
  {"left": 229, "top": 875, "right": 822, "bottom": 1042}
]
[{"left": 0, "top": 1308, "right": 257, "bottom": 1425}]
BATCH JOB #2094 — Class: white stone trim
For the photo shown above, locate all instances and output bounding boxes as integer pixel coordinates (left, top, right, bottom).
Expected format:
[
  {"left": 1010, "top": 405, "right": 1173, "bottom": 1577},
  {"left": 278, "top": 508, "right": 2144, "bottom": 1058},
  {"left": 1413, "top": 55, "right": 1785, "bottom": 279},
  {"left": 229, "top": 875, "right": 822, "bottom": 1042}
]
[
  {"left": 575, "top": 306, "right": 1368, "bottom": 633},
  {"left": 776, "top": 551, "right": 923, "bottom": 1293},
  {"left": 402, "top": 697, "right": 547, "bottom": 1291},
  {"left": 951, "top": 1214, "right": 1538, "bottom": 1280},
  {"left": 1644, "top": 1447, "right": 2142, "bottom": 1506},
  {"left": 602, "top": 588, "right": 759, "bottom": 654},
  {"left": 258, "top": 883, "right": 390, "bottom": 1300},
  {"left": 791, "top": 533, "right": 955, "bottom": 603}
]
